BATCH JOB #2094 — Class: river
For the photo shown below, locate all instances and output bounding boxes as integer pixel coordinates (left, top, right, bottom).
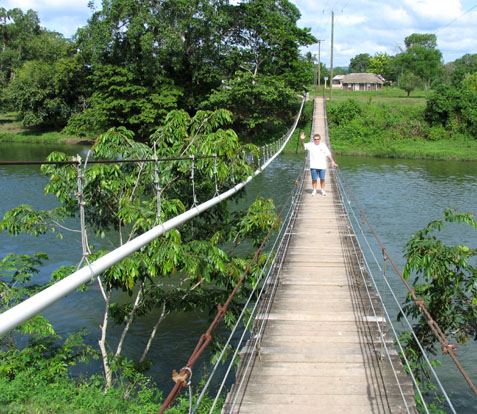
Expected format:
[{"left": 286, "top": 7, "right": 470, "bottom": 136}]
[{"left": 1, "top": 143, "right": 476, "bottom": 412}]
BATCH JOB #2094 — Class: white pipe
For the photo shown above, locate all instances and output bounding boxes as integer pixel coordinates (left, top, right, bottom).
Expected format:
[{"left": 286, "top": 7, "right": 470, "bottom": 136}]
[{"left": 0, "top": 96, "right": 305, "bottom": 337}]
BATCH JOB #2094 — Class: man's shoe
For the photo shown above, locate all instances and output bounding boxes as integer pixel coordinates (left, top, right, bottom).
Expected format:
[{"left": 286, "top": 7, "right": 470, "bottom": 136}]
[
  {"left": 321, "top": 189, "right": 326, "bottom": 196},
  {"left": 311, "top": 189, "right": 316, "bottom": 196}
]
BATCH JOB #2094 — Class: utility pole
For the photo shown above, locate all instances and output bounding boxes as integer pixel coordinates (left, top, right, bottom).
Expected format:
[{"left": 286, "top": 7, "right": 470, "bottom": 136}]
[
  {"left": 317, "top": 40, "right": 323, "bottom": 89},
  {"left": 313, "top": 58, "right": 317, "bottom": 98},
  {"left": 329, "top": 10, "right": 334, "bottom": 100},
  {"left": 314, "top": 40, "right": 324, "bottom": 98}
]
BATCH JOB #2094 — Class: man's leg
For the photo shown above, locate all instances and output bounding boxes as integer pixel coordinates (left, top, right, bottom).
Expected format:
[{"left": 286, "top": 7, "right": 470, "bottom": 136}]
[
  {"left": 310, "top": 169, "right": 318, "bottom": 195},
  {"left": 319, "top": 170, "right": 327, "bottom": 195}
]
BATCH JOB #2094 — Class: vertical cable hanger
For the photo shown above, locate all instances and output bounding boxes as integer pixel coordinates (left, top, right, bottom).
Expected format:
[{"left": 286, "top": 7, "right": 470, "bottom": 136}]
[
  {"left": 153, "top": 142, "right": 162, "bottom": 224},
  {"left": 213, "top": 154, "right": 219, "bottom": 197},
  {"left": 75, "top": 151, "right": 95, "bottom": 281},
  {"left": 190, "top": 155, "right": 198, "bottom": 207}
]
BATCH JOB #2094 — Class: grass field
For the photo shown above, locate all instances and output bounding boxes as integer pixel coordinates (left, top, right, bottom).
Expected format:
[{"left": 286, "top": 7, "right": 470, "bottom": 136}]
[{"left": 318, "top": 86, "right": 427, "bottom": 107}]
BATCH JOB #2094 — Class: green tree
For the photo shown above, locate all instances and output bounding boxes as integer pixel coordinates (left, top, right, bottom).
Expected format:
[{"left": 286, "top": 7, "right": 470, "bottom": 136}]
[
  {"left": 204, "top": 0, "right": 315, "bottom": 139},
  {"left": 425, "top": 82, "right": 477, "bottom": 138},
  {"left": 205, "top": 71, "right": 297, "bottom": 140},
  {"left": 0, "top": 7, "right": 41, "bottom": 89},
  {"left": 450, "top": 53, "right": 477, "bottom": 86},
  {"left": 5, "top": 55, "right": 87, "bottom": 127},
  {"left": 397, "top": 71, "right": 423, "bottom": 97},
  {"left": 348, "top": 53, "right": 371, "bottom": 73},
  {"left": 397, "top": 33, "right": 443, "bottom": 98},
  {"left": 399, "top": 210, "right": 477, "bottom": 400},
  {"left": 367, "top": 52, "right": 396, "bottom": 82},
  {"left": 71, "top": 0, "right": 233, "bottom": 136},
  {"left": 1, "top": 108, "right": 278, "bottom": 389},
  {"left": 64, "top": 64, "right": 181, "bottom": 137}
]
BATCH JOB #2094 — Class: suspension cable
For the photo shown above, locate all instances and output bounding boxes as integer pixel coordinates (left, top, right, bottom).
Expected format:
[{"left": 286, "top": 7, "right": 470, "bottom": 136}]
[
  {"left": 0, "top": 154, "right": 225, "bottom": 166},
  {"left": 335, "top": 167, "right": 477, "bottom": 397},
  {"left": 333, "top": 170, "right": 429, "bottom": 412}
]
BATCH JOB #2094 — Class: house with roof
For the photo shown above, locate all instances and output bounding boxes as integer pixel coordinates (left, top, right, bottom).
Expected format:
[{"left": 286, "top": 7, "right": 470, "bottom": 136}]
[
  {"left": 332, "top": 74, "right": 346, "bottom": 88},
  {"left": 341, "top": 73, "right": 384, "bottom": 91}
]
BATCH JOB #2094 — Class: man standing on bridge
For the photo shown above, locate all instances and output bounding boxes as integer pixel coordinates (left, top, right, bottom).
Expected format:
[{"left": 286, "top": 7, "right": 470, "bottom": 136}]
[{"left": 300, "top": 131, "right": 338, "bottom": 196}]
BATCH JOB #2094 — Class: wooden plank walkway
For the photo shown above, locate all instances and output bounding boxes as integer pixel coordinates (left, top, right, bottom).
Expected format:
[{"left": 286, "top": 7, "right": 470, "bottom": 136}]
[{"left": 222, "top": 97, "right": 416, "bottom": 413}]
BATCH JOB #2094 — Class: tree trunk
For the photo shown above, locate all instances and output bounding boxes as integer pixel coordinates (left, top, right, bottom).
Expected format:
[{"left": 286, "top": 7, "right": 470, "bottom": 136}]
[
  {"left": 98, "top": 280, "right": 113, "bottom": 390},
  {"left": 115, "top": 281, "right": 145, "bottom": 358},
  {"left": 139, "top": 302, "right": 169, "bottom": 363}
]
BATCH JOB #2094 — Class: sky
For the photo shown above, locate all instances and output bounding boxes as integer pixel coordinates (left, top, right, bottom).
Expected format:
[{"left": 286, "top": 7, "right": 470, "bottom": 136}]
[{"left": 3, "top": 0, "right": 477, "bottom": 67}]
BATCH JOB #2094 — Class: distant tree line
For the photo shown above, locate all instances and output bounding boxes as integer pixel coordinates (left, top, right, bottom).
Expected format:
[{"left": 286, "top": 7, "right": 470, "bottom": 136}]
[
  {"left": 0, "top": 0, "right": 316, "bottom": 141},
  {"left": 345, "top": 33, "right": 477, "bottom": 139}
]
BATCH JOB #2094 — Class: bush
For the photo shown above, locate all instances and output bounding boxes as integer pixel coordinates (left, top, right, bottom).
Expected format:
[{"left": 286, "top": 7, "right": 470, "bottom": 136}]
[
  {"left": 327, "top": 98, "right": 362, "bottom": 126},
  {"left": 427, "top": 125, "right": 447, "bottom": 141}
]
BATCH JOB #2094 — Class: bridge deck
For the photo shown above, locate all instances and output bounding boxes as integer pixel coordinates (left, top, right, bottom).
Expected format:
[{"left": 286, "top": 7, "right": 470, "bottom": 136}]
[{"left": 222, "top": 97, "right": 416, "bottom": 413}]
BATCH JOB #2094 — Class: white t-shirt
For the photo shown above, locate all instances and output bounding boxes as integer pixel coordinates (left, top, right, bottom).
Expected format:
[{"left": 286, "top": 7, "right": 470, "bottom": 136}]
[{"left": 304, "top": 141, "right": 331, "bottom": 169}]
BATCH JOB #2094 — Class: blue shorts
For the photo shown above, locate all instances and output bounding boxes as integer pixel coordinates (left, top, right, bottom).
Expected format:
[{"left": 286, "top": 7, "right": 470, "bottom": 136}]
[{"left": 311, "top": 168, "right": 326, "bottom": 180}]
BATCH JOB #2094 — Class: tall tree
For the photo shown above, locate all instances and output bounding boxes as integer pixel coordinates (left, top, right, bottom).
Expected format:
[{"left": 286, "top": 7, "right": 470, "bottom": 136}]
[
  {"left": 1, "top": 108, "right": 278, "bottom": 388},
  {"left": 397, "top": 70, "right": 422, "bottom": 97},
  {"left": 4, "top": 31, "right": 85, "bottom": 127},
  {"left": 397, "top": 33, "right": 443, "bottom": 98},
  {"left": 348, "top": 53, "right": 371, "bottom": 73},
  {"left": 71, "top": 0, "right": 233, "bottom": 137},
  {"left": 0, "top": 8, "right": 41, "bottom": 87},
  {"left": 204, "top": 0, "right": 315, "bottom": 138}
]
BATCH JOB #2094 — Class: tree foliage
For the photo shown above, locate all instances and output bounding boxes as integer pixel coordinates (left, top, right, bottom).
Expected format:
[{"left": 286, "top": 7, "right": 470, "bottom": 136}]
[
  {"left": 397, "top": 33, "right": 443, "bottom": 97},
  {"left": 0, "top": 108, "right": 279, "bottom": 390},
  {"left": 1, "top": 1, "right": 313, "bottom": 140},
  {"left": 425, "top": 83, "right": 477, "bottom": 138},
  {"left": 398, "top": 210, "right": 477, "bottom": 401},
  {"left": 202, "top": 0, "right": 315, "bottom": 138},
  {"left": 348, "top": 53, "right": 371, "bottom": 73},
  {"left": 398, "top": 71, "right": 423, "bottom": 97},
  {"left": 367, "top": 52, "right": 396, "bottom": 82},
  {"left": 0, "top": 7, "right": 41, "bottom": 88}
]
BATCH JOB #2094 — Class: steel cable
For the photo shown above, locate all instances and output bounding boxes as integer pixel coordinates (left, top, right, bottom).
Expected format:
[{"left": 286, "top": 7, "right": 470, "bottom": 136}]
[{"left": 335, "top": 167, "right": 471, "bottom": 407}]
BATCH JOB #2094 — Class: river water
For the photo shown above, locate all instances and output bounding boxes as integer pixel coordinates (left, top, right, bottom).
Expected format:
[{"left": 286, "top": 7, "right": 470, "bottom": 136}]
[{"left": 1, "top": 143, "right": 476, "bottom": 412}]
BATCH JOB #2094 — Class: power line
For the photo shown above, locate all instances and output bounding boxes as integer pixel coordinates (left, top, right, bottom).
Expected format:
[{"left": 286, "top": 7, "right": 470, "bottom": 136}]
[{"left": 435, "top": 4, "right": 477, "bottom": 33}]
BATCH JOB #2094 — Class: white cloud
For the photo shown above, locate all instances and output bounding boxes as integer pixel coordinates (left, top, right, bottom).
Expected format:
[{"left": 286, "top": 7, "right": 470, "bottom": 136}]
[
  {"left": 403, "top": 0, "right": 462, "bottom": 22},
  {"left": 378, "top": 5, "right": 412, "bottom": 29},
  {"left": 335, "top": 13, "right": 367, "bottom": 26}
]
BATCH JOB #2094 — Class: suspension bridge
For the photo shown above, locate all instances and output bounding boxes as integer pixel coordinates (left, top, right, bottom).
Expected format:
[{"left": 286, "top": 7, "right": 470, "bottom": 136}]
[
  {"left": 1, "top": 95, "right": 474, "bottom": 413},
  {"left": 221, "top": 97, "right": 416, "bottom": 413}
]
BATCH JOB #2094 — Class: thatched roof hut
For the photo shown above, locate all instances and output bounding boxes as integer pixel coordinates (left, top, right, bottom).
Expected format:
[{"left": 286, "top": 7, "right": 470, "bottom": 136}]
[{"left": 342, "top": 73, "right": 383, "bottom": 91}]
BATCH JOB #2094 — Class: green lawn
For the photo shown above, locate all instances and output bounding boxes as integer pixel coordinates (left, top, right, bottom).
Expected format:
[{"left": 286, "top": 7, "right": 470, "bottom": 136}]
[{"left": 314, "top": 86, "right": 427, "bottom": 107}]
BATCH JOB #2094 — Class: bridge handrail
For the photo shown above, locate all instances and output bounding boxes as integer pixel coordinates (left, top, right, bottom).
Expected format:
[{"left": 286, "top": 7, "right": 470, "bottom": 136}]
[
  {"left": 0, "top": 95, "right": 306, "bottom": 337},
  {"left": 335, "top": 168, "right": 475, "bottom": 409}
]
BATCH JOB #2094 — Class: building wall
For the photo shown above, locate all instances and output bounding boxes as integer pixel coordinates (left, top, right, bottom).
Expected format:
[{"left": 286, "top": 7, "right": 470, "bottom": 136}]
[{"left": 342, "top": 83, "right": 382, "bottom": 91}]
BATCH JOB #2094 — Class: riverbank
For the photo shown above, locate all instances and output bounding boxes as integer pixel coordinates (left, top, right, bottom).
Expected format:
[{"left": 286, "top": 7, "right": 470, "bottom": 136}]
[
  {"left": 0, "top": 113, "right": 94, "bottom": 145},
  {"left": 283, "top": 88, "right": 477, "bottom": 161}
]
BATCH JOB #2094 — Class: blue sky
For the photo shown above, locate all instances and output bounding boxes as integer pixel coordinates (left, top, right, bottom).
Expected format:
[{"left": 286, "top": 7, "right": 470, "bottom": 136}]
[{"left": 3, "top": 0, "right": 477, "bottom": 67}]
